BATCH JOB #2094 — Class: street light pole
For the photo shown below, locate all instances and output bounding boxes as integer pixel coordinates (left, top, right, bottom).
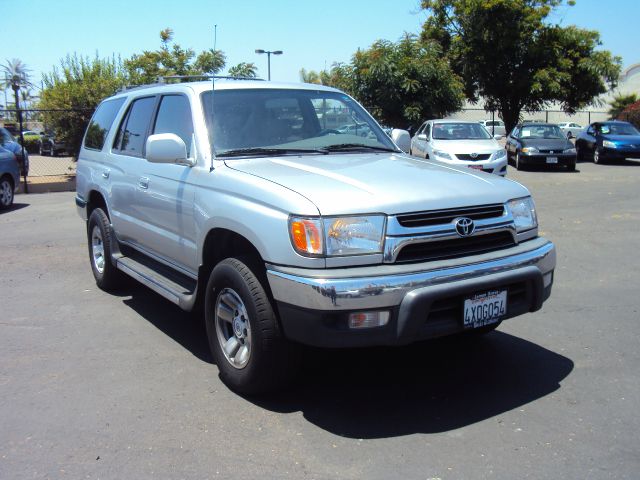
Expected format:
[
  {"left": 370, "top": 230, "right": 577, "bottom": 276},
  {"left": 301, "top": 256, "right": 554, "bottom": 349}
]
[{"left": 255, "top": 49, "right": 283, "bottom": 81}]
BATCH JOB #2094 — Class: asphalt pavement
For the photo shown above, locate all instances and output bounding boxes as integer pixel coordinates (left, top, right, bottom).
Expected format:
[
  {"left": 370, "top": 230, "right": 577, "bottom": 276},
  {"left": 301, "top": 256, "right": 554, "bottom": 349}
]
[{"left": 1, "top": 158, "right": 639, "bottom": 479}]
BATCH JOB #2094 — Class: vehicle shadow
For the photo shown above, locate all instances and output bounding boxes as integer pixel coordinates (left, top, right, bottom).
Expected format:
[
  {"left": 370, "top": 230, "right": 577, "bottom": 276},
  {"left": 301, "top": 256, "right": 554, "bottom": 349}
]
[
  {"left": 119, "top": 284, "right": 573, "bottom": 438},
  {"left": 0, "top": 202, "right": 29, "bottom": 213}
]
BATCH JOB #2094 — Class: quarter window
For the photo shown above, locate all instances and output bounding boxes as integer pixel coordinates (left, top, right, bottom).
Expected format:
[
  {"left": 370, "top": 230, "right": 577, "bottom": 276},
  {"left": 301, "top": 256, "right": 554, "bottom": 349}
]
[
  {"left": 84, "top": 97, "right": 126, "bottom": 150},
  {"left": 114, "top": 96, "right": 156, "bottom": 156},
  {"left": 153, "top": 95, "right": 194, "bottom": 156}
]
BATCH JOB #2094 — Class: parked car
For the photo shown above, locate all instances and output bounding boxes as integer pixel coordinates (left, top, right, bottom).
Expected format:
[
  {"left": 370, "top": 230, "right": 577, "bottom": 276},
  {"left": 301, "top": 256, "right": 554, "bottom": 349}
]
[
  {"left": 575, "top": 121, "right": 640, "bottom": 164},
  {"left": 76, "top": 79, "right": 555, "bottom": 394},
  {"left": 557, "top": 122, "right": 584, "bottom": 139},
  {"left": 39, "top": 131, "right": 67, "bottom": 156},
  {"left": 506, "top": 123, "right": 576, "bottom": 171},
  {"left": 337, "top": 122, "right": 373, "bottom": 137},
  {"left": 479, "top": 119, "right": 506, "bottom": 136},
  {"left": 0, "top": 146, "right": 19, "bottom": 209},
  {"left": 20, "top": 130, "right": 42, "bottom": 153},
  {"left": 410, "top": 119, "right": 508, "bottom": 175},
  {"left": 0, "top": 127, "right": 29, "bottom": 176}
]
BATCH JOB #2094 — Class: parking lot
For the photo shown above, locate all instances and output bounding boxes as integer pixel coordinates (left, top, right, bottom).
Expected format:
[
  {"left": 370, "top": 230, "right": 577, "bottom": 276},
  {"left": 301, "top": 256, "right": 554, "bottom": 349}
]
[{"left": 1, "top": 159, "right": 639, "bottom": 479}]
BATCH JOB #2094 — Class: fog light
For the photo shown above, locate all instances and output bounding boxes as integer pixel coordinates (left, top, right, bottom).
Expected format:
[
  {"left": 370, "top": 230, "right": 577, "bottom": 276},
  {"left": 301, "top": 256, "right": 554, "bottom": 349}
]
[{"left": 348, "top": 311, "right": 390, "bottom": 329}]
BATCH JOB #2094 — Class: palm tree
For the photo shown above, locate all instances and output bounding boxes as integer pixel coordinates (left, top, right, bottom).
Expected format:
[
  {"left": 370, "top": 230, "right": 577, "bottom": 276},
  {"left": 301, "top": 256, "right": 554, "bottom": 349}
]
[
  {"left": 608, "top": 93, "right": 638, "bottom": 120},
  {"left": 228, "top": 62, "right": 257, "bottom": 78},
  {"left": 1, "top": 58, "right": 33, "bottom": 121}
]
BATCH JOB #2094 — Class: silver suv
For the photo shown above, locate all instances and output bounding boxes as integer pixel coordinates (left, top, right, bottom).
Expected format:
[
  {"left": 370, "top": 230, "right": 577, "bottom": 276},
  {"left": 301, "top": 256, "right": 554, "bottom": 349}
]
[{"left": 76, "top": 79, "right": 556, "bottom": 393}]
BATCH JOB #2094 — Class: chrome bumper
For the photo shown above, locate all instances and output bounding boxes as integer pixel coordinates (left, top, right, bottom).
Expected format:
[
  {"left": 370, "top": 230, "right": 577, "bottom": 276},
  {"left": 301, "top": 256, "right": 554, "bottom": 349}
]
[{"left": 267, "top": 238, "right": 555, "bottom": 312}]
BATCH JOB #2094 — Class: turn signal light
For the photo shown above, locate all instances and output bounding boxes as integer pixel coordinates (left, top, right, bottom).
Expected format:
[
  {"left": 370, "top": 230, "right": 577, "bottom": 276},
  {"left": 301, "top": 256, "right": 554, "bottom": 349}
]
[
  {"left": 290, "top": 218, "right": 323, "bottom": 255},
  {"left": 348, "top": 311, "right": 390, "bottom": 329}
]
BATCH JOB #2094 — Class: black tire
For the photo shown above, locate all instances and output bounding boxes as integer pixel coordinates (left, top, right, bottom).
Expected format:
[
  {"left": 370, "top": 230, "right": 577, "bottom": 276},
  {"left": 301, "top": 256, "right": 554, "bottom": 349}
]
[
  {"left": 0, "top": 176, "right": 14, "bottom": 210},
  {"left": 593, "top": 148, "right": 601, "bottom": 164},
  {"left": 39, "top": 143, "right": 47, "bottom": 156},
  {"left": 50, "top": 145, "right": 57, "bottom": 157},
  {"left": 515, "top": 152, "right": 522, "bottom": 170},
  {"left": 567, "top": 160, "right": 576, "bottom": 172},
  {"left": 576, "top": 145, "right": 583, "bottom": 161},
  {"left": 87, "top": 208, "right": 121, "bottom": 290},
  {"left": 205, "top": 257, "right": 300, "bottom": 394}
]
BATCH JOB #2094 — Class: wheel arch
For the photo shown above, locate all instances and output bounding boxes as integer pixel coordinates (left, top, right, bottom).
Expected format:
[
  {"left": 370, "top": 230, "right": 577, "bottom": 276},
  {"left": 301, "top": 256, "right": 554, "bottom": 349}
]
[{"left": 86, "top": 190, "right": 109, "bottom": 222}]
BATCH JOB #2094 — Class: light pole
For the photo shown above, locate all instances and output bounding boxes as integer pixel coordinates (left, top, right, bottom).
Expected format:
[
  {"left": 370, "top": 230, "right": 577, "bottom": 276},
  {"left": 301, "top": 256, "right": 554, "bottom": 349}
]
[{"left": 255, "top": 49, "right": 283, "bottom": 81}]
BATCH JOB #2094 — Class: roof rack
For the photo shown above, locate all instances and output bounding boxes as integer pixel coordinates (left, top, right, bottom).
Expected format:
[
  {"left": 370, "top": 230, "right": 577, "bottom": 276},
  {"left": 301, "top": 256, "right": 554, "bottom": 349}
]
[{"left": 118, "top": 74, "right": 264, "bottom": 92}]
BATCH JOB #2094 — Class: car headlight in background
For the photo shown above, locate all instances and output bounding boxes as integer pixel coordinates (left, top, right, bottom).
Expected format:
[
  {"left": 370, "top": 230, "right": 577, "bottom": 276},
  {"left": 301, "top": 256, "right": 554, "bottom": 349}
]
[
  {"left": 521, "top": 147, "right": 538, "bottom": 154},
  {"left": 507, "top": 197, "right": 537, "bottom": 233},
  {"left": 603, "top": 140, "right": 617, "bottom": 149},
  {"left": 432, "top": 150, "right": 452, "bottom": 160},
  {"left": 289, "top": 215, "right": 386, "bottom": 257},
  {"left": 494, "top": 149, "right": 507, "bottom": 159},
  {"left": 563, "top": 147, "right": 577, "bottom": 154}
]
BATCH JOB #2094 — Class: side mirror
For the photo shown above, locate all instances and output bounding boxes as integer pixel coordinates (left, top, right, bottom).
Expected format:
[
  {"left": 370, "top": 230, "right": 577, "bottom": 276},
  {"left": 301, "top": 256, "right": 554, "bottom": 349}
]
[
  {"left": 146, "top": 133, "right": 193, "bottom": 166},
  {"left": 417, "top": 133, "right": 427, "bottom": 141},
  {"left": 494, "top": 134, "right": 503, "bottom": 140},
  {"left": 391, "top": 129, "right": 411, "bottom": 153}
]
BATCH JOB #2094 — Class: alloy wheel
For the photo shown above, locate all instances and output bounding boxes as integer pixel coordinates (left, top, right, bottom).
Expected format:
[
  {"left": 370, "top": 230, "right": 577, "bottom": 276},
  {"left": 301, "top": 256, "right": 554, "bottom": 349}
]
[
  {"left": 0, "top": 179, "right": 13, "bottom": 207},
  {"left": 215, "top": 288, "right": 252, "bottom": 369},
  {"left": 91, "top": 225, "right": 106, "bottom": 274}
]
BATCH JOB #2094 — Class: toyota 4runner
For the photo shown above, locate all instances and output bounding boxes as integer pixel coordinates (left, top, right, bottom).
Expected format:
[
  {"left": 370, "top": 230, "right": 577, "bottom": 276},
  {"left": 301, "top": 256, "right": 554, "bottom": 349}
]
[{"left": 76, "top": 79, "right": 556, "bottom": 394}]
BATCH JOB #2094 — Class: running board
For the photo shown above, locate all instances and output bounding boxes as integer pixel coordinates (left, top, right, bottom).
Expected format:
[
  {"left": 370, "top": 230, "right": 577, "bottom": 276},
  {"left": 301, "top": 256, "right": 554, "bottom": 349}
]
[{"left": 114, "top": 250, "right": 198, "bottom": 311}]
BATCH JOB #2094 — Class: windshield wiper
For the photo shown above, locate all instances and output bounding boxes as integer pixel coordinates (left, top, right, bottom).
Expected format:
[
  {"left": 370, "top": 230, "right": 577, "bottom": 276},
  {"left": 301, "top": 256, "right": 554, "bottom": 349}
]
[
  {"left": 322, "top": 143, "right": 398, "bottom": 153},
  {"left": 218, "top": 147, "right": 328, "bottom": 157}
]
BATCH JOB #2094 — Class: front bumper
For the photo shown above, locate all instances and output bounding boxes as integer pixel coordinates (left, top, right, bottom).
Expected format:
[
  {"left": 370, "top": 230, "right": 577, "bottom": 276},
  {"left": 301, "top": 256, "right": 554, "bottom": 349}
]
[
  {"left": 267, "top": 237, "right": 555, "bottom": 347},
  {"left": 438, "top": 156, "right": 508, "bottom": 176},
  {"left": 520, "top": 152, "right": 575, "bottom": 166},
  {"left": 599, "top": 147, "right": 640, "bottom": 160}
]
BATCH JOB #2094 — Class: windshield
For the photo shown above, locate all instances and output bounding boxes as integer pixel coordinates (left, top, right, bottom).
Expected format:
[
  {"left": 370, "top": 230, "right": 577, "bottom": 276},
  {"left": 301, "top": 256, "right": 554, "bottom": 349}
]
[
  {"left": 201, "top": 89, "right": 397, "bottom": 157},
  {"left": 432, "top": 122, "right": 492, "bottom": 140},
  {"left": 599, "top": 123, "right": 640, "bottom": 135},
  {"left": 519, "top": 125, "right": 564, "bottom": 139}
]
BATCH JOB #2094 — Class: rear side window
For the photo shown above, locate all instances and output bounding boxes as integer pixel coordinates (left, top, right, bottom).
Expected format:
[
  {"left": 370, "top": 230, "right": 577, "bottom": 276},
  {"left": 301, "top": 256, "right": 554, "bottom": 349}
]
[
  {"left": 153, "top": 95, "right": 194, "bottom": 156},
  {"left": 84, "top": 97, "right": 126, "bottom": 150},
  {"left": 113, "top": 96, "right": 156, "bottom": 157}
]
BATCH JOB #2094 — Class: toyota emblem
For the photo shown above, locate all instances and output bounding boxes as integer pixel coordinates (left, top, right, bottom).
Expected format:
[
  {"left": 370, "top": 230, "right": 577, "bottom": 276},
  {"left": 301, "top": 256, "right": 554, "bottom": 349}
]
[
  {"left": 455, "top": 217, "right": 475, "bottom": 237},
  {"left": 470, "top": 152, "right": 478, "bottom": 158}
]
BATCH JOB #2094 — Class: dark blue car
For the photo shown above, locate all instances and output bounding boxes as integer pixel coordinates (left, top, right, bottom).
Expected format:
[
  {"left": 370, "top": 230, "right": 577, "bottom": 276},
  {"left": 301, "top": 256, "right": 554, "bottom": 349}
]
[
  {"left": 0, "top": 127, "right": 29, "bottom": 176},
  {"left": 575, "top": 121, "right": 640, "bottom": 164}
]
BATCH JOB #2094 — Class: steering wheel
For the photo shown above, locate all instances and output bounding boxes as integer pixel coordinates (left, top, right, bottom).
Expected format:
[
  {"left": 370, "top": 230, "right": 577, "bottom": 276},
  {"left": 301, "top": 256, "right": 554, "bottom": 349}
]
[{"left": 318, "top": 129, "right": 342, "bottom": 136}]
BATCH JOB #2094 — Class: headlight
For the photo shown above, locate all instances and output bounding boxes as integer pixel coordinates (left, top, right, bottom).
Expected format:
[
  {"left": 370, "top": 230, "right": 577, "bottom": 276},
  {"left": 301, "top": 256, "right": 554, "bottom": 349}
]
[
  {"left": 494, "top": 149, "right": 507, "bottom": 159},
  {"left": 563, "top": 147, "right": 576, "bottom": 154},
  {"left": 507, "top": 197, "right": 537, "bottom": 233},
  {"left": 432, "top": 149, "right": 452, "bottom": 160},
  {"left": 603, "top": 140, "right": 617, "bottom": 149},
  {"left": 289, "top": 215, "right": 386, "bottom": 257},
  {"left": 521, "top": 147, "right": 538, "bottom": 154}
]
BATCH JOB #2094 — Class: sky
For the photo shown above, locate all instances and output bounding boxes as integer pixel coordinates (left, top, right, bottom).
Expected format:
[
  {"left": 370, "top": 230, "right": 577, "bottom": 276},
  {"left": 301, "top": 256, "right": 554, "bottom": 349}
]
[{"left": 2, "top": 0, "right": 639, "bottom": 96}]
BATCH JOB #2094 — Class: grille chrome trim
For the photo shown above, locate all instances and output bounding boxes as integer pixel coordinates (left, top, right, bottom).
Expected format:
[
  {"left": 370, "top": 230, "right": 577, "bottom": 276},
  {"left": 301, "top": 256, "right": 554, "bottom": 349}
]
[
  {"left": 455, "top": 153, "right": 491, "bottom": 161},
  {"left": 391, "top": 204, "right": 506, "bottom": 232}
]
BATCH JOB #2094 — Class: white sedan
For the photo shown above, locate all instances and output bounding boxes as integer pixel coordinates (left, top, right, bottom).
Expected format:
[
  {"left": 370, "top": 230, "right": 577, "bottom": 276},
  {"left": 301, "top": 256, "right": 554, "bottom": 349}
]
[
  {"left": 410, "top": 120, "right": 508, "bottom": 176},
  {"left": 557, "top": 122, "right": 584, "bottom": 139}
]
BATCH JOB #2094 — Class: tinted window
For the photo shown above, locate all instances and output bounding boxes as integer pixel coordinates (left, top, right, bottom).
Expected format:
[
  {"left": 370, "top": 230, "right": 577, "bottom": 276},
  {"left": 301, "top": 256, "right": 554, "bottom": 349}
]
[
  {"left": 114, "top": 96, "right": 156, "bottom": 156},
  {"left": 84, "top": 97, "right": 126, "bottom": 150},
  {"left": 425, "top": 123, "right": 431, "bottom": 139},
  {"left": 153, "top": 95, "right": 194, "bottom": 156}
]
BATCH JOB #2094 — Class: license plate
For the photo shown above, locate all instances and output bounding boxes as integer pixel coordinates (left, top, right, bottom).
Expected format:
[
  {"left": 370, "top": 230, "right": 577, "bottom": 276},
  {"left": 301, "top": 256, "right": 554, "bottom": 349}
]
[
  {"left": 463, "top": 290, "right": 507, "bottom": 328},
  {"left": 546, "top": 156, "right": 558, "bottom": 163}
]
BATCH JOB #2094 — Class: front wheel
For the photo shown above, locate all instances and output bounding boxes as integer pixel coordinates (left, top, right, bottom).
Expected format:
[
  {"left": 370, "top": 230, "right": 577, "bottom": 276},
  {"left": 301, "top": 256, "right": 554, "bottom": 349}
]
[
  {"left": 593, "top": 148, "right": 601, "bottom": 164},
  {"left": 515, "top": 152, "right": 522, "bottom": 170},
  {"left": 205, "top": 257, "right": 300, "bottom": 394},
  {"left": 0, "top": 176, "right": 14, "bottom": 209}
]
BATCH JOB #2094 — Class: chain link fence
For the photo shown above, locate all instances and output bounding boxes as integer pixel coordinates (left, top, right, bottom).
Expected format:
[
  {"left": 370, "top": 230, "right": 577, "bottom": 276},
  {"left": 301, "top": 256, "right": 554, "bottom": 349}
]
[{"left": 448, "top": 107, "right": 610, "bottom": 126}]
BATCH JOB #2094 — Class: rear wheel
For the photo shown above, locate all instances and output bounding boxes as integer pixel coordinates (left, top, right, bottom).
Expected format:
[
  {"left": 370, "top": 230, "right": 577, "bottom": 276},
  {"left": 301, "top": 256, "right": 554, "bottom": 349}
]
[
  {"left": 205, "top": 257, "right": 300, "bottom": 394},
  {"left": 0, "top": 176, "right": 14, "bottom": 209},
  {"left": 593, "top": 148, "right": 601, "bottom": 164},
  {"left": 87, "top": 208, "right": 121, "bottom": 290}
]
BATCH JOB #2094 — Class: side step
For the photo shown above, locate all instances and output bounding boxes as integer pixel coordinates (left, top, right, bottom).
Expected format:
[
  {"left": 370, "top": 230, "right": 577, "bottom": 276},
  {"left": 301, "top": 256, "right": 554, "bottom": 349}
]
[{"left": 114, "top": 247, "right": 198, "bottom": 311}]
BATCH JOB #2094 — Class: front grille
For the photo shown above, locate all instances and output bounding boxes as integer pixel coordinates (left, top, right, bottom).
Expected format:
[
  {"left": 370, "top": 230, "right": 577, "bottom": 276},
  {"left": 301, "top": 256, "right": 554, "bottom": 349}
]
[
  {"left": 455, "top": 153, "right": 491, "bottom": 161},
  {"left": 538, "top": 149, "right": 563, "bottom": 154},
  {"left": 397, "top": 204, "right": 505, "bottom": 228},
  {"left": 395, "top": 231, "right": 515, "bottom": 263}
]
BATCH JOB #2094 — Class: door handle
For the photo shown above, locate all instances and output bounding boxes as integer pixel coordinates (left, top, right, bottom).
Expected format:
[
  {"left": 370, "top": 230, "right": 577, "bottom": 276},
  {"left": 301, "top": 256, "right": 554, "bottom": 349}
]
[
  {"left": 138, "top": 177, "right": 149, "bottom": 190},
  {"left": 102, "top": 169, "right": 110, "bottom": 179}
]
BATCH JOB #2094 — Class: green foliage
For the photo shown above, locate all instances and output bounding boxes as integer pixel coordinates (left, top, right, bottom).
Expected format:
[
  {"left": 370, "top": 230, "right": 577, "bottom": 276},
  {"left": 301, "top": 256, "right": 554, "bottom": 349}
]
[
  {"left": 227, "top": 62, "right": 258, "bottom": 78},
  {"left": 608, "top": 93, "right": 638, "bottom": 120},
  {"left": 39, "top": 54, "right": 128, "bottom": 158},
  {"left": 124, "top": 28, "right": 225, "bottom": 84},
  {"left": 421, "top": 0, "right": 621, "bottom": 133},
  {"left": 329, "top": 34, "right": 464, "bottom": 129}
]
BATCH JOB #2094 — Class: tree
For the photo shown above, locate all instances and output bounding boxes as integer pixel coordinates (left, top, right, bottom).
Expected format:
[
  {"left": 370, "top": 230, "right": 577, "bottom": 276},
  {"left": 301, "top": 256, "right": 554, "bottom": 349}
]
[
  {"left": 421, "top": 0, "right": 622, "bottom": 133},
  {"left": 330, "top": 34, "right": 464, "bottom": 129},
  {"left": 608, "top": 93, "right": 638, "bottom": 120},
  {"left": 1, "top": 58, "right": 33, "bottom": 121},
  {"left": 39, "top": 54, "right": 128, "bottom": 157},
  {"left": 125, "top": 28, "right": 226, "bottom": 84},
  {"left": 227, "top": 62, "right": 258, "bottom": 78},
  {"left": 619, "top": 100, "right": 640, "bottom": 129}
]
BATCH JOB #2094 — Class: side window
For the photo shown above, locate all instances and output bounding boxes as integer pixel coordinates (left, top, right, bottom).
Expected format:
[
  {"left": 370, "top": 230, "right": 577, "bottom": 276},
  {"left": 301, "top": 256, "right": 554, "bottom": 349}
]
[
  {"left": 84, "top": 97, "right": 126, "bottom": 150},
  {"left": 425, "top": 123, "right": 432, "bottom": 139},
  {"left": 417, "top": 122, "right": 426, "bottom": 135},
  {"left": 512, "top": 127, "right": 520, "bottom": 138},
  {"left": 113, "top": 96, "right": 156, "bottom": 157},
  {"left": 153, "top": 95, "right": 194, "bottom": 156}
]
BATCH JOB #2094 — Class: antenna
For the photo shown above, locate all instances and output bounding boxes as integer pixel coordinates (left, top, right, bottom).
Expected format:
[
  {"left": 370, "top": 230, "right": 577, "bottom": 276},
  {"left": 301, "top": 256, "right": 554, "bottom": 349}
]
[{"left": 211, "top": 24, "right": 218, "bottom": 162}]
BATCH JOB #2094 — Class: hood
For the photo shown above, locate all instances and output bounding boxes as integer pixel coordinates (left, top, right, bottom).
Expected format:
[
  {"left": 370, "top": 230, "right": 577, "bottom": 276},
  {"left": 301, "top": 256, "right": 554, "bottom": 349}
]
[
  {"left": 520, "top": 138, "right": 572, "bottom": 150},
  {"left": 431, "top": 138, "right": 500, "bottom": 154},
  {"left": 225, "top": 153, "right": 529, "bottom": 216},
  {"left": 602, "top": 134, "right": 640, "bottom": 145}
]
